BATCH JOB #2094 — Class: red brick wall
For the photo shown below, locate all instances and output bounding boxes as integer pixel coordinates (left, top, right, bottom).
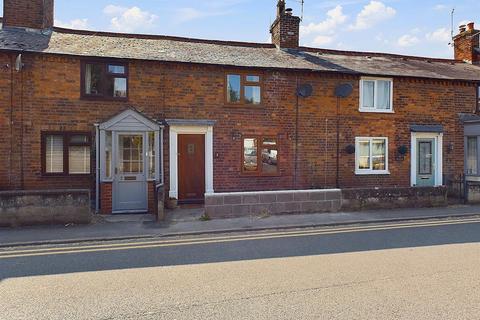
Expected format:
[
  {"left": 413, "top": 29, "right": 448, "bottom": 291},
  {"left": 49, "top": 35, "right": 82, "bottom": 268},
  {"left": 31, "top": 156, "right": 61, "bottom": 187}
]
[
  {"left": 0, "top": 53, "right": 476, "bottom": 200},
  {"left": 100, "top": 182, "right": 112, "bottom": 214},
  {"left": 3, "top": 0, "right": 54, "bottom": 30},
  {"left": 148, "top": 181, "right": 155, "bottom": 214}
]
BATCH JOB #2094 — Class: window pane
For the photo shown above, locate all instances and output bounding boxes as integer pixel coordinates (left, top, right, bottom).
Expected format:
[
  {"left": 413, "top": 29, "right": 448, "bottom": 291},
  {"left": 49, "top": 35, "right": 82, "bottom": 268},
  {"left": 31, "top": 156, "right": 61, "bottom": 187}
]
[
  {"left": 372, "top": 139, "right": 386, "bottom": 170},
  {"left": 85, "top": 64, "right": 102, "bottom": 95},
  {"left": 418, "top": 141, "right": 433, "bottom": 175},
  {"left": 358, "top": 141, "right": 370, "bottom": 170},
  {"left": 227, "top": 75, "right": 241, "bottom": 103},
  {"left": 362, "top": 80, "right": 374, "bottom": 108},
  {"left": 477, "top": 86, "right": 480, "bottom": 108},
  {"left": 262, "top": 148, "right": 278, "bottom": 174},
  {"left": 243, "top": 138, "right": 258, "bottom": 172},
  {"left": 262, "top": 137, "right": 277, "bottom": 146},
  {"left": 105, "top": 131, "right": 112, "bottom": 179},
  {"left": 148, "top": 132, "right": 155, "bottom": 180},
  {"left": 108, "top": 65, "right": 125, "bottom": 74},
  {"left": 246, "top": 75, "right": 260, "bottom": 82},
  {"left": 69, "top": 146, "right": 91, "bottom": 174},
  {"left": 45, "top": 135, "right": 64, "bottom": 173},
  {"left": 245, "top": 86, "right": 261, "bottom": 104},
  {"left": 467, "top": 137, "right": 478, "bottom": 175},
  {"left": 107, "top": 77, "right": 127, "bottom": 98},
  {"left": 376, "top": 80, "right": 391, "bottom": 110},
  {"left": 70, "top": 135, "right": 88, "bottom": 144},
  {"left": 119, "top": 135, "right": 143, "bottom": 174}
]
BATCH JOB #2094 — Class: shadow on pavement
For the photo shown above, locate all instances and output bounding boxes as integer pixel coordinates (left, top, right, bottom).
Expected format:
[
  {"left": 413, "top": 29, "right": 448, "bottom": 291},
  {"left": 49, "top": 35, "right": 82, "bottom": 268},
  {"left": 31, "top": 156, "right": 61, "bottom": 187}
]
[{"left": 1, "top": 221, "right": 480, "bottom": 280}]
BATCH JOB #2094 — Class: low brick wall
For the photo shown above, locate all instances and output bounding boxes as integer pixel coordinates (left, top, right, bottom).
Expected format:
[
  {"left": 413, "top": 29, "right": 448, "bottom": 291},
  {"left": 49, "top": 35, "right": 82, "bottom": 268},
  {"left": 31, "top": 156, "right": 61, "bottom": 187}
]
[
  {"left": 0, "top": 189, "right": 92, "bottom": 227},
  {"left": 341, "top": 186, "right": 448, "bottom": 211},
  {"left": 205, "top": 186, "right": 448, "bottom": 218},
  {"left": 205, "top": 189, "right": 342, "bottom": 218}
]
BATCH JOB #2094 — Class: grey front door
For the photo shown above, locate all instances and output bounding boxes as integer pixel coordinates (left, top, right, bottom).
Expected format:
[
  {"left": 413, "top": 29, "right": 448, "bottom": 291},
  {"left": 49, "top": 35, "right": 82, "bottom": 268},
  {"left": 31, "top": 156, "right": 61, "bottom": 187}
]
[
  {"left": 113, "top": 133, "right": 147, "bottom": 212},
  {"left": 416, "top": 138, "right": 436, "bottom": 186}
]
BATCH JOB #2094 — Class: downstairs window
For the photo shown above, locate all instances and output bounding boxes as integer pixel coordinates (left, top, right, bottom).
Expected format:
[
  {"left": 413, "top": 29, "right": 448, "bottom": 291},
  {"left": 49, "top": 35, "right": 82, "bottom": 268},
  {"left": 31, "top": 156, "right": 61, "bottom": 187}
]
[
  {"left": 42, "top": 132, "right": 91, "bottom": 175},
  {"left": 242, "top": 136, "right": 278, "bottom": 175}
]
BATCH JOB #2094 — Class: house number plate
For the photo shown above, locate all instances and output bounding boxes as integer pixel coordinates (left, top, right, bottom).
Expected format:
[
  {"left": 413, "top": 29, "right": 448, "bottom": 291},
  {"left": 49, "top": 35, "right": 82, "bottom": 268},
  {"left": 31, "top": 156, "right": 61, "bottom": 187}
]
[{"left": 188, "top": 144, "right": 195, "bottom": 155}]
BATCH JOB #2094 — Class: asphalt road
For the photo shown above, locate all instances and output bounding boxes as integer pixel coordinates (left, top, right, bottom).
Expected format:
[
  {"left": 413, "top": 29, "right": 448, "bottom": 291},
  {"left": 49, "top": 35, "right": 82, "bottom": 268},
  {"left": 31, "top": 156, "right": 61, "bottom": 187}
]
[{"left": 1, "top": 217, "right": 480, "bottom": 319}]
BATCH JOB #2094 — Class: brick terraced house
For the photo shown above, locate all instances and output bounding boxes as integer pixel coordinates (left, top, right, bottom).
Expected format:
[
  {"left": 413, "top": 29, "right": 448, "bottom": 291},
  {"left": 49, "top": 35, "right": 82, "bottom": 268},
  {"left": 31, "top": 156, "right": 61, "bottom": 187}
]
[{"left": 0, "top": 0, "right": 480, "bottom": 222}]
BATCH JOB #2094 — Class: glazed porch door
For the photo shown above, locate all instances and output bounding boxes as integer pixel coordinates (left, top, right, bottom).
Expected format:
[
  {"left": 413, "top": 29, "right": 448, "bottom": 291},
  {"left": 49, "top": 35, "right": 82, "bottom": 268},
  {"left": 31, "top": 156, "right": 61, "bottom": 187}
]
[
  {"left": 113, "top": 133, "right": 148, "bottom": 212},
  {"left": 178, "top": 134, "right": 205, "bottom": 203},
  {"left": 416, "top": 138, "right": 436, "bottom": 187}
]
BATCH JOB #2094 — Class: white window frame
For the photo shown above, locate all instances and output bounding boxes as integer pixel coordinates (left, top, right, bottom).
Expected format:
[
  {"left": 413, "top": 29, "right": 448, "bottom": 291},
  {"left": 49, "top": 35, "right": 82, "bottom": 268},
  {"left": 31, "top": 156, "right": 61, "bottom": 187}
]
[
  {"left": 359, "top": 77, "right": 394, "bottom": 113},
  {"left": 355, "top": 137, "right": 390, "bottom": 175}
]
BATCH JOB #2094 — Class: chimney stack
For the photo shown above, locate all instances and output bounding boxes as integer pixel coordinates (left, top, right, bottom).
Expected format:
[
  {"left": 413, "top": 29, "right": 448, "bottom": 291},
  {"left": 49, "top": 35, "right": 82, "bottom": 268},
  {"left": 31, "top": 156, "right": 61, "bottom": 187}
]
[
  {"left": 453, "top": 21, "right": 479, "bottom": 64},
  {"left": 270, "top": 0, "right": 301, "bottom": 49},
  {"left": 3, "top": 0, "right": 54, "bottom": 30}
]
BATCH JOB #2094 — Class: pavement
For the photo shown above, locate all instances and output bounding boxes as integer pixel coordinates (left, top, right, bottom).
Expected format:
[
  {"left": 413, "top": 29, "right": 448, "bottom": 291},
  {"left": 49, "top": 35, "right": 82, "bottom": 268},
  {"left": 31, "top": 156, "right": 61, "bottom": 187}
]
[
  {"left": 1, "top": 218, "right": 480, "bottom": 319},
  {"left": 1, "top": 204, "right": 480, "bottom": 247}
]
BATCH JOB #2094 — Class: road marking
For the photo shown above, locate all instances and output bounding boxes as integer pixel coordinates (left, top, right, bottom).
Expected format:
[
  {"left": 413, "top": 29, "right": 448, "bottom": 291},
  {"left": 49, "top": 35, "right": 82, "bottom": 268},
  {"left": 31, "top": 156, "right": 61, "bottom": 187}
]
[{"left": 1, "top": 216, "right": 480, "bottom": 259}]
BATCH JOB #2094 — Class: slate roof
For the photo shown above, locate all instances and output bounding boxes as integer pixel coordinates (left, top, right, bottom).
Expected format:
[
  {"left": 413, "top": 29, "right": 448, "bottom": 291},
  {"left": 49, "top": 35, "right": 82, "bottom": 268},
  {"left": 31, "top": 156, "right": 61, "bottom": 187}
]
[
  {"left": 0, "top": 26, "right": 480, "bottom": 81},
  {"left": 459, "top": 113, "right": 480, "bottom": 123}
]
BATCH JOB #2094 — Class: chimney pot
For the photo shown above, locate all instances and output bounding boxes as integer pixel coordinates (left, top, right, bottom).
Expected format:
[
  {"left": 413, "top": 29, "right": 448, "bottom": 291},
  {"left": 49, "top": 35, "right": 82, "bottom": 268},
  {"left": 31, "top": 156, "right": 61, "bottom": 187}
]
[
  {"left": 286, "top": 8, "right": 293, "bottom": 16},
  {"left": 454, "top": 21, "right": 479, "bottom": 64}
]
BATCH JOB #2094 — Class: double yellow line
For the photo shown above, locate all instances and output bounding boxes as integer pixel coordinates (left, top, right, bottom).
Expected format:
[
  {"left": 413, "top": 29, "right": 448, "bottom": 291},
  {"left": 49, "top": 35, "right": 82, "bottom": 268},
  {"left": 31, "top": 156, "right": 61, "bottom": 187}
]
[{"left": 1, "top": 217, "right": 480, "bottom": 259}]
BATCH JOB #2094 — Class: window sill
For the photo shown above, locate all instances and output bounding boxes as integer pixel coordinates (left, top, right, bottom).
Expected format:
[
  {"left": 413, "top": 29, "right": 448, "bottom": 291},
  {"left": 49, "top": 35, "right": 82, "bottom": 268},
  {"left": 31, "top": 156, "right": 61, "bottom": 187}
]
[
  {"left": 42, "top": 173, "right": 92, "bottom": 177},
  {"left": 358, "top": 108, "right": 394, "bottom": 114},
  {"left": 224, "top": 103, "right": 264, "bottom": 108},
  {"left": 240, "top": 173, "right": 281, "bottom": 177},
  {"left": 355, "top": 170, "right": 390, "bottom": 175},
  {"left": 80, "top": 95, "right": 129, "bottom": 102}
]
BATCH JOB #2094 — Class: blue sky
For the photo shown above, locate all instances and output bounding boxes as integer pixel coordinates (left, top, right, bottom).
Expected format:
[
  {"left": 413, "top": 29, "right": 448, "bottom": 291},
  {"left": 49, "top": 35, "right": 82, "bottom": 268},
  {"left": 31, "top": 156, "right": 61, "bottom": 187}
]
[{"left": 4, "top": 0, "right": 480, "bottom": 58}]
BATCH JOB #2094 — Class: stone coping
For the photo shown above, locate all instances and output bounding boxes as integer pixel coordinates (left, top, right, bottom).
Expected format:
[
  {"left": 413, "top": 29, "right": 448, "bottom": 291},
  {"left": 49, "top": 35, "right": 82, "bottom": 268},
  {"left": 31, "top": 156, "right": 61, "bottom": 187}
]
[
  {"left": 206, "top": 189, "right": 341, "bottom": 197},
  {"left": 0, "top": 189, "right": 90, "bottom": 196}
]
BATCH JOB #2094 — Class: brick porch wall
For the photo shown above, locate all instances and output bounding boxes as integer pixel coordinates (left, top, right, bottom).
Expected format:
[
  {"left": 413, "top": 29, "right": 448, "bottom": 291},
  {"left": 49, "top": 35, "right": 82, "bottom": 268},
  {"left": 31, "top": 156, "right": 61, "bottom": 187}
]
[{"left": 100, "top": 182, "right": 112, "bottom": 215}]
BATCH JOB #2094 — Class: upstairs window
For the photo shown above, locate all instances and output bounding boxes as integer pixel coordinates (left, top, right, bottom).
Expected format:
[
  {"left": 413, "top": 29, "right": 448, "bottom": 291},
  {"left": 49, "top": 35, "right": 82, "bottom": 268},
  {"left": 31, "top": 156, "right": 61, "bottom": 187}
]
[
  {"left": 82, "top": 61, "right": 128, "bottom": 99},
  {"left": 42, "top": 132, "right": 91, "bottom": 175},
  {"left": 360, "top": 78, "right": 393, "bottom": 112},
  {"left": 226, "top": 74, "right": 262, "bottom": 105},
  {"left": 242, "top": 136, "right": 278, "bottom": 175}
]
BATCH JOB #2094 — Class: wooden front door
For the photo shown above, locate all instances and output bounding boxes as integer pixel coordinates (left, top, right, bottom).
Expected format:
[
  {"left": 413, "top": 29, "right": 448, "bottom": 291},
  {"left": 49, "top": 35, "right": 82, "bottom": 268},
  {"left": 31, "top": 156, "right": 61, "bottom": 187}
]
[{"left": 178, "top": 134, "right": 205, "bottom": 203}]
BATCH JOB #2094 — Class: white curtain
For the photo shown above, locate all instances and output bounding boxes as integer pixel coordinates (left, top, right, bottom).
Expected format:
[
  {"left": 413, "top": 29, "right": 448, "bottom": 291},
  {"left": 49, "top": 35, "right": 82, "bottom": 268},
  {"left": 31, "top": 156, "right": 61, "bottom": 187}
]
[
  {"left": 85, "top": 64, "right": 92, "bottom": 94},
  {"left": 69, "top": 146, "right": 91, "bottom": 174},
  {"left": 358, "top": 141, "right": 370, "bottom": 169},
  {"left": 371, "top": 139, "right": 386, "bottom": 170},
  {"left": 376, "top": 80, "right": 391, "bottom": 109},
  {"left": 362, "top": 81, "right": 375, "bottom": 108}
]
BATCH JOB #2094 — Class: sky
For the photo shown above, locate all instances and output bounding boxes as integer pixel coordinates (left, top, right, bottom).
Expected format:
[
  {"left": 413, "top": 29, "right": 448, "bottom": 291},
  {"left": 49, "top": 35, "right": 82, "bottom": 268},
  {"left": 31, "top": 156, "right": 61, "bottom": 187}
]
[{"left": 3, "top": 0, "right": 480, "bottom": 58}]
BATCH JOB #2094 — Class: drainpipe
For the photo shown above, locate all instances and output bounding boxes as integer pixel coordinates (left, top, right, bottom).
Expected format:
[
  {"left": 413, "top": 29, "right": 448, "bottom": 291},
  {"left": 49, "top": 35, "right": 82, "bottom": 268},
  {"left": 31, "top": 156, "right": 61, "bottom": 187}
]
[
  {"left": 94, "top": 123, "right": 100, "bottom": 213},
  {"left": 294, "top": 76, "right": 299, "bottom": 189},
  {"left": 9, "top": 54, "right": 14, "bottom": 187},
  {"left": 160, "top": 126, "right": 164, "bottom": 186}
]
